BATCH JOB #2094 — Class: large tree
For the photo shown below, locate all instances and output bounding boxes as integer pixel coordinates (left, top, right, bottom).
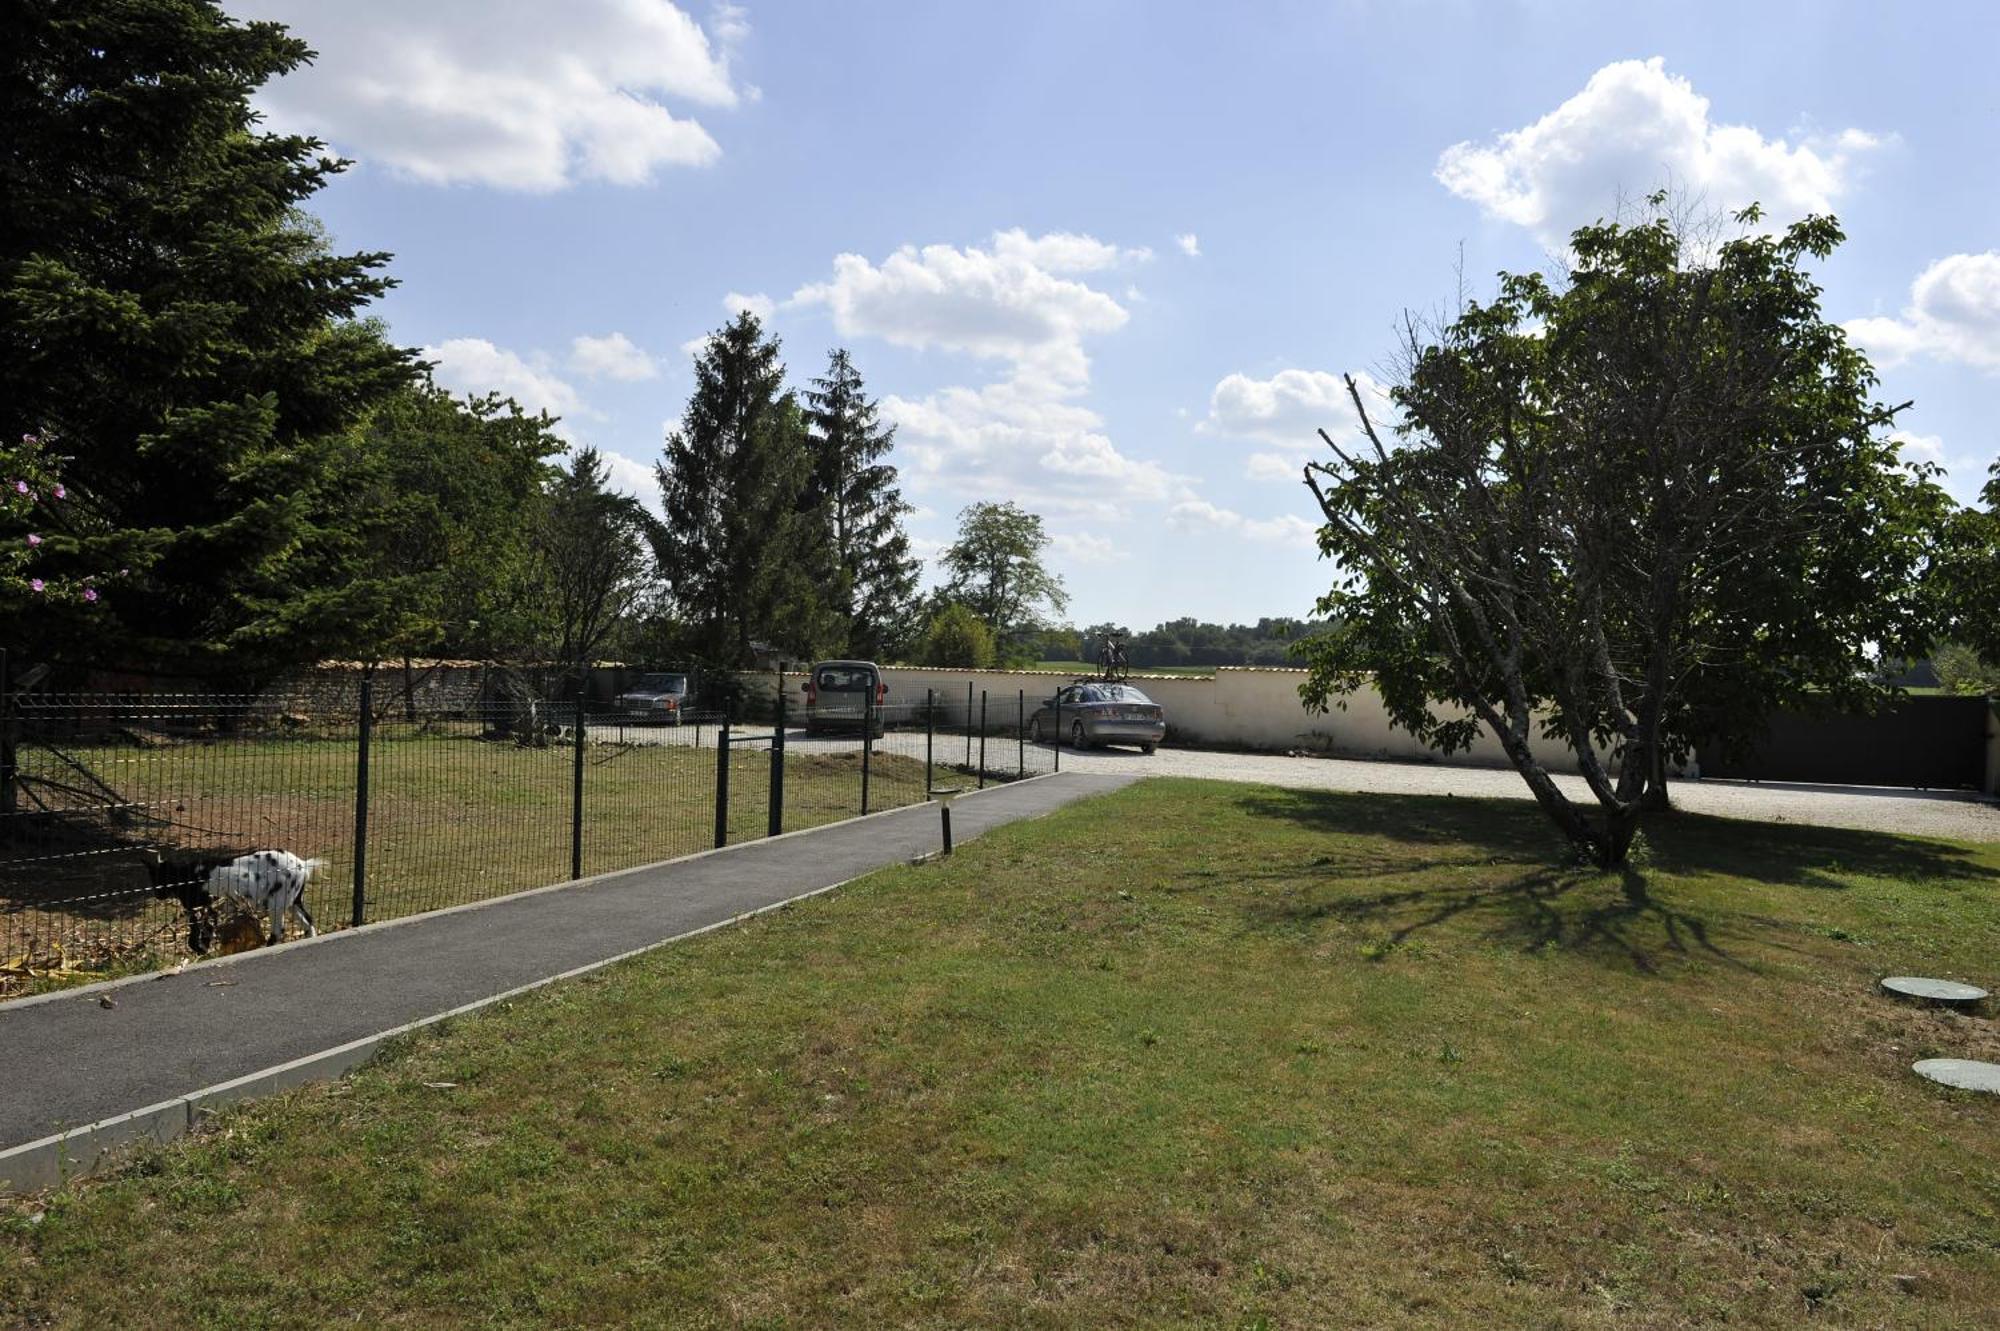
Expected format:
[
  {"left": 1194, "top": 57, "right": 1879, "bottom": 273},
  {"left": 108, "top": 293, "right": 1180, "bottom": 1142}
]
[
  {"left": 348, "top": 378, "right": 564, "bottom": 662},
  {"left": 527, "top": 448, "right": 658, "bottom": 681},
  {"left": 939, "top": 501, "right": 1068, "bottom": 657},
  {"left": 1, "top": 0, "right": 416, "bottom": 679},
  {"left": 801, "top": 348, "right": 922, "bottom": 659},
  {"left": 655, "top": 313, "right": 835, "bottom": 665},
  {"left": 1301, "top": 200, "right": 1951, "bottom": 867}
]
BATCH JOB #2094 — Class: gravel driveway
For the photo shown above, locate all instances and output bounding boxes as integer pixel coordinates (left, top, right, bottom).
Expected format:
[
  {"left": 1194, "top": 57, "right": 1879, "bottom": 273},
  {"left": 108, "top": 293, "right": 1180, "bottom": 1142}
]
[
  {"left": 591, "top": 720, "right": 2000, "bottom": 843},
  {"left": 1054, "top": 744, "right": 2000, "bottom": 842}
]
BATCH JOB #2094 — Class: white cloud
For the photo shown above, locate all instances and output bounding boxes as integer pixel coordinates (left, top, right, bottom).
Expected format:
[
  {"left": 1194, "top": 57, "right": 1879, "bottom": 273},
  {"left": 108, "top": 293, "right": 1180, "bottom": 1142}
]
[
  {"left": 790, "top": 229, "right": 1137, "bottom": 390},
  {"left": 1166, "top": 499, "right": 1319, "bottom": 550},
  {"left": 884, "top": 381, "right": 1182, "bottom": 519},
  {"left": 568, "top": 332, "right": 658, "bottom": 381},
  {"left": 238, "top": 1, "right": 747, "bottom": 190},
  {"left": 424, "top": 338, "right": 585, "bottom": 428},
  {"left": 722, "top": 290, "right": 776, "bottom": 321},
  {"left": 1200, "top": 369, "right": 1393, "bottom": 480},
  {"left": 1050, "top": 532, "right": 1126, "bottom": 563},
  {"left": 1436, "top": 57, "right": 1882, "bottom": 247},
  {"left": 1891, "top": 430, "right": 1946, "bottom": 467},
  {"left": 1175, "top": 232, "right": 1201, "bottom": 258},
  {"left": 599, "top": 449, "right": 664, "bottom": 518},
  {"left": 1845, "top": 252, "right": 2000, "bottom": 372},
  {"left": 797, "top": 229, "right": 1179, "bottom": 518}
]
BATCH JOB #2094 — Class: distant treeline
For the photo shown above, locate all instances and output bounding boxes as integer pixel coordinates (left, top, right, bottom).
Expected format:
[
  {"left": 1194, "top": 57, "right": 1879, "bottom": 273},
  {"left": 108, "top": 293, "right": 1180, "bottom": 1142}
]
[{"left": 1026, "top": 618, "right": 1326, "bottom": 670}]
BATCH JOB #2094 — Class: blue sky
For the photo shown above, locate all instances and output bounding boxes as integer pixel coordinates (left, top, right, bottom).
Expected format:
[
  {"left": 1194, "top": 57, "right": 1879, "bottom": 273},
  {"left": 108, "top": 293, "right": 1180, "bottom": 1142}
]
[{"left": 232, "top": 0, "right": 2000, "bottom": 629}]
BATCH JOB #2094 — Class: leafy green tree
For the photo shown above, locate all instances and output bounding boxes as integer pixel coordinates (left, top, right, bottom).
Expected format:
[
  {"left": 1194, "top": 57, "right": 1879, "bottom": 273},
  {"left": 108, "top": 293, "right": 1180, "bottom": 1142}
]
[
  {"left": 918, "top": 602, "right": 998, "bottom": 668},
  {"left": 801, "top": 349, "right": 922, "bottom": 659},
  {"left": 1932, "top": 642, "right": 2000, "bottom": 696},
  {"left": 527, "top": 448, "right": 658, "bottom": 681},
  {"left": 939, "top": 501, "right": 1067, "bottom": 659},
  {"left": 349, "top": 378, "right": 564, "bottom": 661},
  {"left": 1301, "top": 200, "right": 1950, "bottom": 867},
  {"left": 1, "top": 1, "right": 416, "bottom": 679},
  {"left": 656, "top": 313, "right": 836, "bottom": 665}
]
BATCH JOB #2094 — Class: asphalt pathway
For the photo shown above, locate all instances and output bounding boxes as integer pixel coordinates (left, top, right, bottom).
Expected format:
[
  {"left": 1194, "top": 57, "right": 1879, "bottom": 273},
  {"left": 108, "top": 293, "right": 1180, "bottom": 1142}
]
[{"left": 0, "top": 772, "right": 1134, "bottom": 1180}]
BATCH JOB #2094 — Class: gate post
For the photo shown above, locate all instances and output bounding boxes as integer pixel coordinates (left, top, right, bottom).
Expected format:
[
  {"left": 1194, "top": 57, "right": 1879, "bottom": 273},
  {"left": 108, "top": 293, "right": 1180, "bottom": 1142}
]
[
  {"left": 925, "top": 687, "right": 935, "bottom": 797},
  {"left": 1018, "top": 689, "right": 1025, "bottom": 778},
  {"left": 570, "top": 674, "right": 586, "bottom": 880},
  {"left": 860, "top": 687, "right": 873, "bottom": 815},
  {"left": 978, "top": 690, "right": 987, "bottom": 790},
  {"left": 714, "top": 713, "right": 731, "bottom": 849},
  {"left": 768, "top": 663, "right": 786, "bottom": 838},
  {"left": 351, "top": 668, "right": 373, "bottom": 927}
]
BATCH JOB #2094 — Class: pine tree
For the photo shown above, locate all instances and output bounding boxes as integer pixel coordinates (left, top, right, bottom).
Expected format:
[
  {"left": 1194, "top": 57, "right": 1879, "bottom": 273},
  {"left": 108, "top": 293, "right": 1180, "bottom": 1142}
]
[
  {"left": 1, "top": 2, "right": 417, "bottom": 679},
  {"left": 801, "top": 349, "right": 921, "bottom": 659},
  {"left": 656, "top": 313, "right": 836, "bottom": 665}
]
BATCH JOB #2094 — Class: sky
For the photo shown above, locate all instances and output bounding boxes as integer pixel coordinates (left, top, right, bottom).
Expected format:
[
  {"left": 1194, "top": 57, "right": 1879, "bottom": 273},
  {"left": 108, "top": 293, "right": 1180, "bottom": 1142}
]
[{"left": 227, "top": 0, "right": 2000, "bottom": 630}]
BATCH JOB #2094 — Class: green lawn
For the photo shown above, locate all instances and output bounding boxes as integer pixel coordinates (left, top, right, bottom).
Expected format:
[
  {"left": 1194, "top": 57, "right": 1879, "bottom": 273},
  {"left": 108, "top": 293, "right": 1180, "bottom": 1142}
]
[{"left": 6, "top": 778, "right": 1999, "bottom": 1327}]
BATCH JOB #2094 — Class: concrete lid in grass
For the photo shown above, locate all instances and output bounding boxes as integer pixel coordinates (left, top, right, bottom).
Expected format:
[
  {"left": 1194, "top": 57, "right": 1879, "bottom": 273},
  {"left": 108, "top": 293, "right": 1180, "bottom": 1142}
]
[
  {"left": 1913, "top": 1059, "right": 2000, "bottom": 1094},
  {"left": 1881, "top": 976, "right": 1989, "bottom": 1007}
]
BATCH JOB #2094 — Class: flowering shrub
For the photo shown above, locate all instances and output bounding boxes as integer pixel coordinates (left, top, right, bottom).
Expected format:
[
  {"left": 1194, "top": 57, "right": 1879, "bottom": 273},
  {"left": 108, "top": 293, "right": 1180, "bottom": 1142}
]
[{"left": 3, "top": 432, "right": 105, "bottom": 606}]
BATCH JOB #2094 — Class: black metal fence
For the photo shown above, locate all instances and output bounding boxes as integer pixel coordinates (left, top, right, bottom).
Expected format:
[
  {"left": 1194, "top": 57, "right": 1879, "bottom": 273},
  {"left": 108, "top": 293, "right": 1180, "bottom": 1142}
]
[{"left": 0, "top": 677, "right": 1059, "bottom": 994}]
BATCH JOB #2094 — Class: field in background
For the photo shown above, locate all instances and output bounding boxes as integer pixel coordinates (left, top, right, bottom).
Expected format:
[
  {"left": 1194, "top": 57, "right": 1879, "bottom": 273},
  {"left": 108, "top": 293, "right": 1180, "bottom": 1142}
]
[
  {"left": 1032, "top": 660, "right": 1217, "bottom": 677},
  {"left": 7, "top": 778, "right": 1998, "bottom": 1327}
]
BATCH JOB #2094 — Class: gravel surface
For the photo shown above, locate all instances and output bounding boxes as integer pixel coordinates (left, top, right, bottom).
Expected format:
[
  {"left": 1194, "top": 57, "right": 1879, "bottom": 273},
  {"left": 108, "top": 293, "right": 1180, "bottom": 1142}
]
[
  {"left": 1052, "top": 744, "right": 2000, "bottom": 843},
  {"left": 591, "top": 721, "right": 2000, "bottom": 843}
]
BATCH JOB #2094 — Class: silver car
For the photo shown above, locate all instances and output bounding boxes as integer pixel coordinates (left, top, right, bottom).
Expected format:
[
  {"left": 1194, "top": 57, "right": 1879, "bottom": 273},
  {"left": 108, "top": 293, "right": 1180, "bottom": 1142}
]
[{"left": 1028, "top": 683, "right": 1164, "bottom": 754}]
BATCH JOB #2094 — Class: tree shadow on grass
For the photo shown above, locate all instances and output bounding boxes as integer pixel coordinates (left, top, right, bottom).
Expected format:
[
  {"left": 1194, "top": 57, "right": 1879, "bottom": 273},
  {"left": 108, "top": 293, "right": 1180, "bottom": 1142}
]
[{"left": 1222, "top": 787, "right": 1999, "bottom": 974}]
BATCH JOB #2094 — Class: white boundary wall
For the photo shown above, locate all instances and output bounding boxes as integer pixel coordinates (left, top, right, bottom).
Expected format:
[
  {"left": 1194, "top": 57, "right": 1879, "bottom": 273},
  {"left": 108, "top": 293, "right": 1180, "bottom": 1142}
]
[{"left": 764, "top": 665, "right": 1592, "bottom": 774}]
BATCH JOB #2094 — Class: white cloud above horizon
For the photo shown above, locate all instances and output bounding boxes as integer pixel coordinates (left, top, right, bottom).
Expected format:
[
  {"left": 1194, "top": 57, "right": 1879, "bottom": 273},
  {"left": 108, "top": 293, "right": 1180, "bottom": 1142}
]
[
  {"left": 569, "top": 331, "right": 659, "bottom": 381},
  {"left": 1436, "top": 57, "right": 1883, "bottom": 246},
  {"left": 722, "top": 290, "right": 776, "bottom": 321},
  {"left": 423, "top": 337, "right": 586, "bottom": 428},
  {"left": 1201, "top": 369, "right": 1392, "bottom": 481},
  {"left": 1175, "top": 232, "right": 1201, "bottom": 258},
  {"left": 233, "top": 0, "right": 747, "bottom": 190},
  {"left": 793, "top": 229, "right": 1181, "bottom": 518},
  {"left": 1165, "top": 498, "right": 1319, "bottom": 550},
  {"left": 1846, "top": 252, "right": 2000, "bottom": 373}
]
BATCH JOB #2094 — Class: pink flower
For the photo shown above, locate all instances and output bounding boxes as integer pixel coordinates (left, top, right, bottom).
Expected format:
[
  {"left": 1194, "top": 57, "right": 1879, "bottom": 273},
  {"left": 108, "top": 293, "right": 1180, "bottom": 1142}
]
[
  {"left": 52, "top": 485, "right": 64, "bottom": 499},
  {"left": 82, "top": 587, "right": 98, "bottom": 602},
  {"left": 12, "top": 480, "right": 26, "bottom": 495},
  {"left": 29, "top": 578, "right": 44, "bottom": 593},
  {"left": 26, "top": 533, "right": 39, "bottom": 547}
]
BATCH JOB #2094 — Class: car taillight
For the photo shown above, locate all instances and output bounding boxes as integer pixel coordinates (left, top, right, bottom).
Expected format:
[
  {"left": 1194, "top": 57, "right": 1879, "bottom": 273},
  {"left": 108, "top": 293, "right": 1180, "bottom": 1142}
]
[
  {"left": 875, "top": 683, "right": 886, "bottom": 705},
  {"left": 804, "top": 684, "right": 817, "bottom": 704}
]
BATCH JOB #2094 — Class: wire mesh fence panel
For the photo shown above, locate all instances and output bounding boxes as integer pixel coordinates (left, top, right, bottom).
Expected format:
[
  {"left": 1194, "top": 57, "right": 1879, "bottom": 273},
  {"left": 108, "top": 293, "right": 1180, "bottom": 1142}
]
[
  {"left": 358, "top": 698, "right": 577, "bottom": 923},
  {"left": 576, "top": 705, "right": 728, "bottom": 874},
  {"left": 1, "top": 694, "right": 357, "bottom": 994}
]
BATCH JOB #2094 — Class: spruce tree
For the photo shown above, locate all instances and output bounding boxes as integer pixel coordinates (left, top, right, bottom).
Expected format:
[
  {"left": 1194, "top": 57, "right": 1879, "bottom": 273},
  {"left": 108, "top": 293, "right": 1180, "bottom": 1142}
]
[
  {"left": 656, "top": 313, "right": 835, "bottom": 665},
  {"left": 1, "top": 1, "right": 416, "bottom": 679},
  {"left": 801, "top": 349, "right": 921, "bottom": 659}
]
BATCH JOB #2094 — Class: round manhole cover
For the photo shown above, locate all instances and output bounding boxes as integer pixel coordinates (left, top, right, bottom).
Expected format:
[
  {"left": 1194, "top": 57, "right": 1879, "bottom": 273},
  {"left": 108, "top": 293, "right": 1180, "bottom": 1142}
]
[
  {"left": 1913, "top": 1059, "right": 2000, "bottom": 1094},
  {"left": 1881, "top": 976, "right": 1989, "bottom": 1007}
]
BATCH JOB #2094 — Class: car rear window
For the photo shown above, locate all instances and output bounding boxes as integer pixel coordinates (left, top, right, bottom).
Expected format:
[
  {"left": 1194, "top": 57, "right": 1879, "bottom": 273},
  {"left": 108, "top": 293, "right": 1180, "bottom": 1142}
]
[
  {"left": 1102, "top": 685, "right": 1153, "bottom": 704},
  {"left": 817, "top": 667, "right": 876, "bottom": 690}
]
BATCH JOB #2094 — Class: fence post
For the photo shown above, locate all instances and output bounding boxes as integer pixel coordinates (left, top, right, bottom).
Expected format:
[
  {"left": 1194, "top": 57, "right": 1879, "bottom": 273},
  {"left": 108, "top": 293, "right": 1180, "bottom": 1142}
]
[
  {"left": 351, "top": 669, "right": 373, "bottom": 927},
  {"left": 978, "top": 690, "right": 987, "bottom": 790},
  {"left": 1018, "top": 689, "right": 1025, "bottom": 778},
  {"left": 768, "top": 662, "right": 786, "bottom": 839},
  {"left": 570, "top": 674, "right": 586, "bottom": 880},
  {"left": 714, "top": 712, "right": 731, "bottom": 849},
  {"left": 0, "top": 648, "right": 14, "bottom": 819},
  {"left": 925, "top": 688, "right": 934, "bottom": 796},
  {"left": 965, "top": 681, "right": 973, "bottom": 770},
  {"left": 860, "top": 686, "right": 873, "bottom": 816},
  {"left": 1054, "top": 690, "right": 1061, "bottom": 773}
]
